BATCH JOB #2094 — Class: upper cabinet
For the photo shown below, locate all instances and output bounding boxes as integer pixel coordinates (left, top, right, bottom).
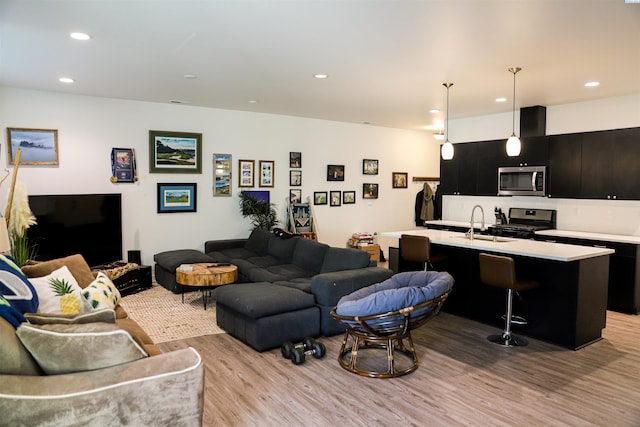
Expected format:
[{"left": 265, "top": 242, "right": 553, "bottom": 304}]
[
  {"left": 439, "top": 127, "right": 640, "bottom": 201},
  {"left": 497, "top": 136, "right": 548, "bottom": 168},
  {"left": 580, "top": 128, "right": 640, "bottom": 200},
  {"left": 547, "top": 133, "right": 582, "bottom": 199}
]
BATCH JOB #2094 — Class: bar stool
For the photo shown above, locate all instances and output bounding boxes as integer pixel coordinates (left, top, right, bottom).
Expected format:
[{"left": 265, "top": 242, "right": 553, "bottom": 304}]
[
  {"left": 400, "top": 234, "right": 442, "bottom": 271},
  {"left": 478, "top": 252, "right": 539, "bottom": 347}
]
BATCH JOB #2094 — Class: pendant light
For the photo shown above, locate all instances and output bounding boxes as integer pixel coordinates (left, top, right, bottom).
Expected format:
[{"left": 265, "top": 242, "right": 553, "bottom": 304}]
[
  {"left": 506, "top": 67, "right": 522, "bottom": 157},
  {"left": 441, "top": 82, "right": 454, "bottom": 160}
]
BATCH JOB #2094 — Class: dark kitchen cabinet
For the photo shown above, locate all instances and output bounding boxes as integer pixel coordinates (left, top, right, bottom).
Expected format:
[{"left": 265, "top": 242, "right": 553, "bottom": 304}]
[
  {"left": 476, "top": 140, "right": 500, "bottom": 195},
  {"left": 580, "top": 128, "right": 640, "bottom": 200},
  {"left": 439, "top": 142, "right": 478, "bottom": 195},
  {"left": 547, "top": 133, "right": 582, "bottom": 198},
  {"left": 535, "top": 234, "right": 640, "bottom": 314},
  {"left": 497, "top": 136, "right": 548, "bottom": 167}
]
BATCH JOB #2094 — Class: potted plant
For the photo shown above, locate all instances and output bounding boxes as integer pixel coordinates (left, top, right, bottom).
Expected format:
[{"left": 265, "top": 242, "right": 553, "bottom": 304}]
[{"left": 238, "top": 192, "right": 278, "bottom": 231}]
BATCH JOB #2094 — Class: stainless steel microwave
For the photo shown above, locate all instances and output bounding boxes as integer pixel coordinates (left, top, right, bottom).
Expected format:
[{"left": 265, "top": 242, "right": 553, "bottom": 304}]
[{"left": 498, "top": 166, "right": 546, "bottom": 196}]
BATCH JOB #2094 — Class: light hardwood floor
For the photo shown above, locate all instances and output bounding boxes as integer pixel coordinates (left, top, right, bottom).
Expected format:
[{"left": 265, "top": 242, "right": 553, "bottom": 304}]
[{"left": 159, "top": 310, "right": 640, "bottom": 426}]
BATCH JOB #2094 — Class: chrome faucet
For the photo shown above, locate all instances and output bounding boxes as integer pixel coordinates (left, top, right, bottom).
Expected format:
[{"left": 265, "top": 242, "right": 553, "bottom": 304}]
[{"left": 469, "top": 205, "right": 486, "bottom": 241}]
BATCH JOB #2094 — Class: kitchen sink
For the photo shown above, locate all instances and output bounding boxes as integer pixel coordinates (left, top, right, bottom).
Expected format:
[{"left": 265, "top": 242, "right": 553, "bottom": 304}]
[{"left": 449, "top": 233, "right": 514, "bottom": 243}]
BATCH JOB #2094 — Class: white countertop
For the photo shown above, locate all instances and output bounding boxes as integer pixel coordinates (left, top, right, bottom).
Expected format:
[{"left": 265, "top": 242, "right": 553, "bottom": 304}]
[
  {"left": 536, "top": 229, "right": 640, "bottom": 245},
  {"left": 381, "top": 229, "right": 614, "bottom": 262},
  {"left": 425, "top": 219, "right": 640, "bottom": 246}
]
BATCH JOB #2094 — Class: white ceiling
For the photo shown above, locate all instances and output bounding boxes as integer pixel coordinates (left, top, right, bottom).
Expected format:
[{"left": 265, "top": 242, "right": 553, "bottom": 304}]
[{"left": 1, "top": 0, "right": 639, "bottom": 132}]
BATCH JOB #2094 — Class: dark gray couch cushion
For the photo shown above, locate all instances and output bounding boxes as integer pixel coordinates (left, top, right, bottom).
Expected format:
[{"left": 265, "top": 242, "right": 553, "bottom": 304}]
[
  {"left": 267, "top": 235, "right": 300, "bottom": 263},
  {"left": 292, "top": 238, "right": 330, "bottom": 273},
  {"left": 245, "top": 228, "right": 271, "bottom": 255},
  {"left": 215, "top": 282, "right": 315, "bottom": 319},
  {"left": 153, "top": 249, "right": 214, "bottom": 271},
  {"left": 273, "top": 278, "right": 313, "bottom": 293},
  {"left": 266, "top": 264, "right": 314, "bottom": 280},
  {"left": 245, "top": 255, "right": 282, "bottom": 268},
  {"left": 320, "top": 247, "right": 371, "bottom": 273}
]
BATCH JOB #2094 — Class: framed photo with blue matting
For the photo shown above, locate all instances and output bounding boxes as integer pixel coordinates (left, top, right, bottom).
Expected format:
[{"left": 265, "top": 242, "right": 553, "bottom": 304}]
[{"left": 157, "top": 183, "right": 197, "bottom": 213}]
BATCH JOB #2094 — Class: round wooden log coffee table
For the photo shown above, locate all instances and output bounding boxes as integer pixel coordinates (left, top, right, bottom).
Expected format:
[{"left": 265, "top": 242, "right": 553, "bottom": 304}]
[{"left": 176, "top": 263, "right": 238, "bottom": 310}]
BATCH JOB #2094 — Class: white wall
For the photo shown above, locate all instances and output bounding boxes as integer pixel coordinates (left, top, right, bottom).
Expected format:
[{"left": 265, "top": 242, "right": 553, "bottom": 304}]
[
  {"left": 0, "top": 87, "right": 439, "bottom": 265},
  {"left": 441, "top": 93, "right": 640, "bottom": 236}
]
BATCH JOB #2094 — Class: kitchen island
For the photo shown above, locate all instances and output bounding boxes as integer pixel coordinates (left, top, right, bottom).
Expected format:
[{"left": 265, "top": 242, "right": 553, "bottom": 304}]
[{"left": 382, "top": 229, "right": 614, "bottom": 350}]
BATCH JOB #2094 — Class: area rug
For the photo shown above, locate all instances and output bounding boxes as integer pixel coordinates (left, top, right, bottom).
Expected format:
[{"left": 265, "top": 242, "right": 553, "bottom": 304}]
[{"left": 119, "top": 284, "right": 224, "bottom": 343}]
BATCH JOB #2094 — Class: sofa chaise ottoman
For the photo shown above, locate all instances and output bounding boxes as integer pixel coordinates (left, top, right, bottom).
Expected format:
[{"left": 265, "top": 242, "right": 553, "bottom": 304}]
[{"left": 154, "top": 228, "right": 394, "bottom": 350}]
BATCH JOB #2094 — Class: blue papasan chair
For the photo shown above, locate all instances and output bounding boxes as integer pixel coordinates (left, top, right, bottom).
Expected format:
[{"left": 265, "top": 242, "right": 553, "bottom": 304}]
[{"left": 330, "top": 271, "right": 454, "bottom": 378}]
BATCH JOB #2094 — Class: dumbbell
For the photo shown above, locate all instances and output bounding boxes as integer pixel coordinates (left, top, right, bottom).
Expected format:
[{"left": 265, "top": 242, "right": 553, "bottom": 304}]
[
  {"left": 290, "top": 341, "right": 326, "bottom": 365},
  {"left": 281, "top": 337, "right": 315, "bottom": 359}
]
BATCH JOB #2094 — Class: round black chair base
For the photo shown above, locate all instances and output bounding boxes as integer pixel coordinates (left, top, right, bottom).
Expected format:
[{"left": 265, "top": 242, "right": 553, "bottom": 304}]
[{"left": 488, "top": 333, "right": 528, "bottom": 347}]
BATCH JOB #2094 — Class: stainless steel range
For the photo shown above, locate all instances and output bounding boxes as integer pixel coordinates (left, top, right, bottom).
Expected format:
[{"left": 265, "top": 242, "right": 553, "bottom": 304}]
[{"left": 488, "top": 208, "right": 556, "bottom": 238}]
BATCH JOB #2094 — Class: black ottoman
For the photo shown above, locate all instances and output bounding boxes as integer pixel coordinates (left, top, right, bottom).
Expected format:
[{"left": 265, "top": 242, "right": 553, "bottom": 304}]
[
  {"left": 154, "top": 249, "right": 215, "bottom": 293},
  {"left": 215, "top": 282, "right": 320, "bottom": 352}
]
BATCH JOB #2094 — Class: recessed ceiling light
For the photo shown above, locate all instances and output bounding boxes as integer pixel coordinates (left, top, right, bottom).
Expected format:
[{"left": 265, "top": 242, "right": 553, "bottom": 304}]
[
  {"left": 70, "top": 32, "right": 91, "bottom": 41},
  {"left": 429, "top": 109, "right": 440, "bottom": 114},
  {"left": 496, "top": 97, "right": 507, "bottom": 103},
  {"left": 183, "top": 74, "right": 197, "bottom": 79},
  {"left": 313, "top": 74, "right": 328, "bottom": 79},
  {"left": 59, "top": 77, "right": 74, "bottom": 83},
  {"left": 585, "top": 81, "right": 600, "bottom": 87},
  {"left": 249, "top": 100, "right": 258, "bottom": 104}
]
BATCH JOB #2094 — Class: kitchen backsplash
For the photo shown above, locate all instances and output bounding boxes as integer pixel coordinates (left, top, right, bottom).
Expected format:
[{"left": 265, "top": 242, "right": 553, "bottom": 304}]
[{"left": 442, "top": 195, "right": 640, "bottom": 236}]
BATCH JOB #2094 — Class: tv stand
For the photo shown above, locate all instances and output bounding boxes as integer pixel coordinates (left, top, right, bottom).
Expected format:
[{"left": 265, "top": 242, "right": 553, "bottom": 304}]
[{"left": 92, "top": 262, "right": 152, "bottom": 296}]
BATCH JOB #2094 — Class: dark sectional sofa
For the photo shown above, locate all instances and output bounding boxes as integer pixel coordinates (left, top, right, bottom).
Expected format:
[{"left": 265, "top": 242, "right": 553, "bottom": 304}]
[{"left": 154, "top": 228, "right": 394, "bottom": 350}]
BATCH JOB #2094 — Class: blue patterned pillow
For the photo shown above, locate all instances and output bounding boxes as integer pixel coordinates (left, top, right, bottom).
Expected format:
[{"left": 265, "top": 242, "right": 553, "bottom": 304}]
[{"left": 0, "top": 254, "right": 39, "bottom": 314}]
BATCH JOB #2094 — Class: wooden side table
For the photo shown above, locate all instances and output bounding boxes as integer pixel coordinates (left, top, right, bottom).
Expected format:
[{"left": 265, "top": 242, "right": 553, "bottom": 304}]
[
  {"left": 347, "top": 241, "right": 381, "bottom": 262},
  {"left": 176, "top": 263, "right": 238, "bottom": 310}
]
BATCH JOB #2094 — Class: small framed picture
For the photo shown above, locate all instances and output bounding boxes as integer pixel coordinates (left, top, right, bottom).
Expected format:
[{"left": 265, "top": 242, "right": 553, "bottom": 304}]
[
  {"left": 149, "top": 130, "right": 202, "bottom": 173},
  {"left": 213, "top": 154, "right": 232, "bottom": 196},
  {"left": 363, "top": 183, "right": 379, "bottom": 199},
  {"left": 259, "top": 160, "right": 274, "bottom": 187},
  {"left": 392, "top": 172, "right": 408, "bottom": 188},
  {"left": 343, "top": 191, "right": 356, "bottom": 204},
  {"left": 110, "top": 148, "right": 137, "bottom": 183},
  {"left": 7, "top": 128, "right": 59, "bottom": 165},
  {"left": 239, "top": 159, "right": 255, "bottom": 187},
  {"left": 290, "top": 152, "right": 302, "bottom": 168},
  {"left": 363, "top": 159, "right": 378, "bottom": 175},
  {"left": 290, "top": 189, "right": 302, "bottom": 204},
  {"left": 327, "top": 165, "right": 344, "bottom": 181},
  {"left": 157, "top": 183, "right": 197, "bottom": 213},
  {"left": 330, "top": 191, "right": 341, "bottom": 206},
  {"left": 290, "top": 170, "right": 302, "bottom": 186},
  {"left": 314, "top": 191, "right": 327, "bottom": 205}
]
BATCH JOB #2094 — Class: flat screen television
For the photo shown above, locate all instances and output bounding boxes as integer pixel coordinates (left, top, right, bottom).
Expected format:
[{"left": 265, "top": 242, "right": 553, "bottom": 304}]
[{"left": 27, "top": 193, "right": 123, "bottom": 267}]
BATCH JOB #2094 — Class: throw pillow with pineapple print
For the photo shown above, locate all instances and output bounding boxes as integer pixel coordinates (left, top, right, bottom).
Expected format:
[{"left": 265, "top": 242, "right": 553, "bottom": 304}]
[
  {"left": 82, "top": 272, "right": 121, "bottom": 310},
  {"left": 29, "top": 266, "right": 91, "bottom": 315}
]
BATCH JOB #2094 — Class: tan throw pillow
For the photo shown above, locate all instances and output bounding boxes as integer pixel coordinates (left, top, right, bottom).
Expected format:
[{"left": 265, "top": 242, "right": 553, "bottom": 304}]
[
  {"left": 16, "top": 322, "right": 148, "bottom": 375},
  {"left": 25, "top": 308, "right": 116, "bottom": 325},
  {"left": 22, "top": 254, "right": 96, "bottom": 288},
  {"left": 82, "top": 272, "right": 121, "bottom": 310},
  {"left": 29, "top": 266, "right": 90, "bottom": 315}
]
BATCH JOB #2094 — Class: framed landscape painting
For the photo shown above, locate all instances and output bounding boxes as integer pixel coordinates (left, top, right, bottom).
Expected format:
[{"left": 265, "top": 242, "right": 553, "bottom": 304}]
[
  {"left": 157, "top": 183, "right": 197, "bottom": 213},
  {"left": 149, "top": 130, "right": 202, "bottom": 173},
  {"left": 7, "top": 128, "right": 59, "bottom": 165}
]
